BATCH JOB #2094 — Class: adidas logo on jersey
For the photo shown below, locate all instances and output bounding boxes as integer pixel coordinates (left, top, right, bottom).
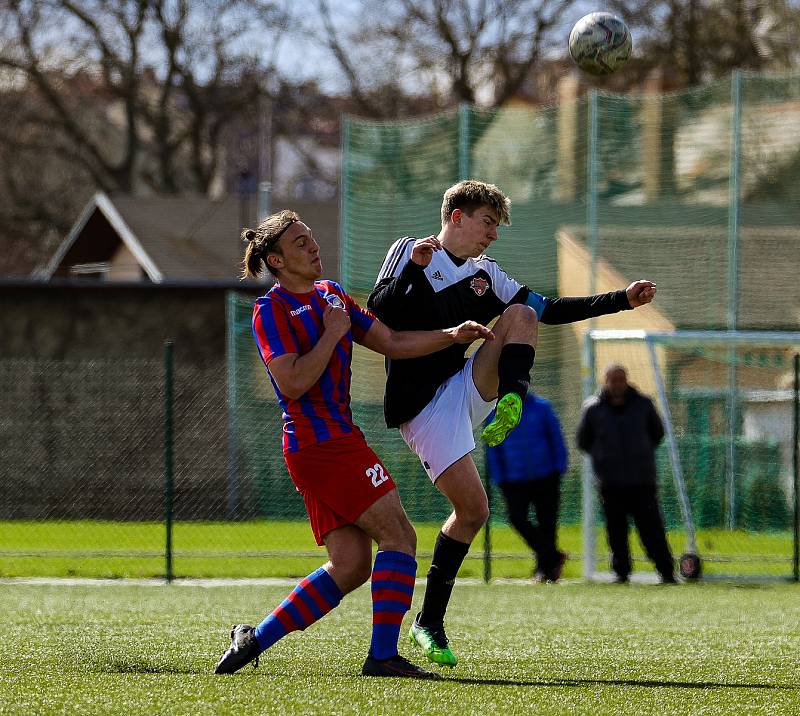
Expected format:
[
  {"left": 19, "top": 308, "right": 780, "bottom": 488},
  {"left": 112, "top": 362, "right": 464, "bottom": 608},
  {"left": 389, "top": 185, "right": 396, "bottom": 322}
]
[{"left": 431, "top": 271, "right": 444, "bottom": 281}]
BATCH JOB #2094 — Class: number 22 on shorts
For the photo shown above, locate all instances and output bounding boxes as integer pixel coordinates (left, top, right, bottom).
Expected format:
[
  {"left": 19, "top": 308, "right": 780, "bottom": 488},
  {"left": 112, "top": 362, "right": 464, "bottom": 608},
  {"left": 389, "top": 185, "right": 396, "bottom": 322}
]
[{"left": 366, "top": 463, "right": 388, "bottom": 487}]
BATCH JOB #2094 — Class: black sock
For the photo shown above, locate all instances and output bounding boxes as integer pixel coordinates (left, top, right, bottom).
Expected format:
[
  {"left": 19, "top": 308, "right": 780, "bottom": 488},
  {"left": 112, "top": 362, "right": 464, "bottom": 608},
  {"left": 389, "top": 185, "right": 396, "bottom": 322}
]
[
  {"left": 497, "top": 343, "right": 535, "bottom": 400},
  {"left": 419, "top": 531, "right": 470, "bottom": 626}
]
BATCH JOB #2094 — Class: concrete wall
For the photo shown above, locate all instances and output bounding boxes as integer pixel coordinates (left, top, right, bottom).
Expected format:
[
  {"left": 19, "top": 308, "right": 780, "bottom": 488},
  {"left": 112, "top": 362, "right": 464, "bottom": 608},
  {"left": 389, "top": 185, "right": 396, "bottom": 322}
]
[{"left": 0, "top": 281, "right": 264, "bottom": 521}]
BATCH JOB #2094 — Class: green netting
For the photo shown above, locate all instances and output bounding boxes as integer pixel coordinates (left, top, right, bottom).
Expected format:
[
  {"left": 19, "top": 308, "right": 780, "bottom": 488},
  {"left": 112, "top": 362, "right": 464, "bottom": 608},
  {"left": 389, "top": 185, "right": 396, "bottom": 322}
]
[
  {"left": 4, "top": 73, "right": 799, "bottom": 580},
  {"left": 585, "top": 332, "right": 799, "bottom": 578},
  {"left": 329, "top": 72, "right": 800, "bottom": 579}
]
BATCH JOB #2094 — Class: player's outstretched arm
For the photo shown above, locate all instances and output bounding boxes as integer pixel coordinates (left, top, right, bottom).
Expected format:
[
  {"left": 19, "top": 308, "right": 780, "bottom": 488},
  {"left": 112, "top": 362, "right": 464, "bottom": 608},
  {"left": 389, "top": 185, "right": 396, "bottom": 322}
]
[
  {"left": 268, "top": 306, "right": 350, "bottom": 399},
  {"left": 360, "top": 319, "right": 494, "bottom": 359},
  {"left": 538, "top": 281, "right": 657, "bottom": 325}
]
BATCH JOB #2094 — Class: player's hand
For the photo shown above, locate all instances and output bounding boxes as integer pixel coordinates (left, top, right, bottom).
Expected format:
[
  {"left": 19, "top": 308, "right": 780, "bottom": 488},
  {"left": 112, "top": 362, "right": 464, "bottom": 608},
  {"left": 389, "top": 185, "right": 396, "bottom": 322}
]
[
  {"left": 626, "top": 280, "right": 657, "bottom": 308},
  {"left": 447, "top": 321, "right": 495, "bottom": 344},
  {"left": 411, "top": 236, "right": 442, "bottom": 267},
  {"left": 323, "top": 304, "right": 351, "bottom": 340}
]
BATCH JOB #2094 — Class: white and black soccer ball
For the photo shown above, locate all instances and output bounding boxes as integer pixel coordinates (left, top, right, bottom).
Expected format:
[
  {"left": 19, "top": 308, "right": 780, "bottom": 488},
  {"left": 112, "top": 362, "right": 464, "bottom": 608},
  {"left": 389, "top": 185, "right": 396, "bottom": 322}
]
[{"left": 568, "top": 12, "right": 632, "bottom": 76}]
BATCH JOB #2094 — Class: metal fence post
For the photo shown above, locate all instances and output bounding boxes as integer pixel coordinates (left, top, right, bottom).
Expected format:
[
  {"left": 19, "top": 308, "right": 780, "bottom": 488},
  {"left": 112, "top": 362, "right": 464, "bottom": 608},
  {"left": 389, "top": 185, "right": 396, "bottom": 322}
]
[
  {"left": 582, "top": 91, "right": 599, "bottom": 581},
  {"left": 164, "top": 340, "right": 174, "bottom": 584},
  {"left": 793, "top": 353, "right": 799, "bottom": 583},
  {"left": 725, "top": 70, "right": 743, "bottom": 530},
  {"left": 226, "top": 292, "right": 240, "bottom": 519},
  {"left": 581, "top": 330, "right": 597, "bottom": 580},
  {"left": 458, "top": 103, "right": 471, "bottom": 180},
  {"left": 339, "top": 115, "right": 351, "bottom": 285},
  {"left": 587, "top": 89, "right": 599, "bottom": 295},
  {"left": 483, "top": 468, "right": 492, "bottom": 584}
]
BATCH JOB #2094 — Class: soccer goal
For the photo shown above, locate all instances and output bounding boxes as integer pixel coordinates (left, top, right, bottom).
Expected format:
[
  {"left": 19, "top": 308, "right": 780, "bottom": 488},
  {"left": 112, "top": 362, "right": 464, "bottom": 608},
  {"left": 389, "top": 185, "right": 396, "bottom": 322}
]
[{"left": 581, "top": 329, "right": 800, "bottom": 582}]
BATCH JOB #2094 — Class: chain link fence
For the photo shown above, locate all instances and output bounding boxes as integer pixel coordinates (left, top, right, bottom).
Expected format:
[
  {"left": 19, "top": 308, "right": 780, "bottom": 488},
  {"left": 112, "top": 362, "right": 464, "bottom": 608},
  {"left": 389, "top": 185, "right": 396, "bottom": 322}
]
[
  {"left": 0, "top": 322, "right": 565, "bottom": 581},
  {"left": 6, "top": 72, "right": 800, "bottom": 580},
  {"left": 0, "top": 349, "right": 326, "bottom": 579}
]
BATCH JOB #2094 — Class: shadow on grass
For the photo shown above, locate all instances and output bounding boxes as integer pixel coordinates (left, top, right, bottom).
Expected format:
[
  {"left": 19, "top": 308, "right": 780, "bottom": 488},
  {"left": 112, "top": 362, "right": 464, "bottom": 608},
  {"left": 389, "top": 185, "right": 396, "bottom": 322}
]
[
  {"left": 447, "top": 676, "right": 798, "bottom": 690},
  {"left": 93, "top": 661, "right": 799, "bottom": 689},
  {"left": 97, "top": 658, "right": 201, "bottom": 675}
]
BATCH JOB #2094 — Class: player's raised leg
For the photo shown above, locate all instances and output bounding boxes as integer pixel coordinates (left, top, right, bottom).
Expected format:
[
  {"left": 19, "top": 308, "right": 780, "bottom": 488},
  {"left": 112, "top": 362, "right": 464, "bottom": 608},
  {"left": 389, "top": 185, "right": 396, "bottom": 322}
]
[
  {"left": 410, "top": 453, "right": 487, "bottom": 667},
  {"left": 476, "top": 303, "right": 538, "bottom": 446}
]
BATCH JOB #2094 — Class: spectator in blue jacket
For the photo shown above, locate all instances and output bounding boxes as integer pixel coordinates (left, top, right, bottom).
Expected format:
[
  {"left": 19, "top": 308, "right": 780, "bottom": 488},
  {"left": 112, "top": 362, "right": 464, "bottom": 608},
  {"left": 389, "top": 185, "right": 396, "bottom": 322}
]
[{"left": 485, "top": 392, "right": 568, "bottom": 582}]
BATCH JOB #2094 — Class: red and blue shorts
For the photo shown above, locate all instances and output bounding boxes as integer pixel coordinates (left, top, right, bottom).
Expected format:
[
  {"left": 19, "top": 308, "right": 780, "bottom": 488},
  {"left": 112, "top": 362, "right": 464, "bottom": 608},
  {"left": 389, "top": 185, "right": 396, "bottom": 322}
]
[{"left": 284, "top": 432, "right": 397, "bottom": 545}]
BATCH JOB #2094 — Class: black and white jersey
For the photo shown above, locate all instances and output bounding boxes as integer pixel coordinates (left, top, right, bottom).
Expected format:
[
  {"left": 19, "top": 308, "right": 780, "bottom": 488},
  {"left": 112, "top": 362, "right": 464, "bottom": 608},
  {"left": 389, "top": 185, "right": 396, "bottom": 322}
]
[
  {"left": 368, "top": 237, "right": 533, "bottom": 427},
  {"left": 368, "top": 236, "right": 634, "bottom": 428}
]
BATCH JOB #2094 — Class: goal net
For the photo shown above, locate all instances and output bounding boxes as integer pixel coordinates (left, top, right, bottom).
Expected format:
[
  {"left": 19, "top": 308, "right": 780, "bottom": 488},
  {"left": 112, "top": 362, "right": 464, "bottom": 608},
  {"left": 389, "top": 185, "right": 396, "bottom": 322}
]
[{"left": 582, "top": 329, "right": 800, "bottom": 581}]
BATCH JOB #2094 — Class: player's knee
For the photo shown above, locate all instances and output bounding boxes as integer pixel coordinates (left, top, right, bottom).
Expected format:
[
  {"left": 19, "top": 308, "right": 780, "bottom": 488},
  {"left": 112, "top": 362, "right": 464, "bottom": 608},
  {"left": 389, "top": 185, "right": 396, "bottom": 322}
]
[
  {"left": 457, "top": 501, "right": 489, "bottom": 533},
  {"left": 503, "top": 302, "right": 539, "bottom": 325},
  {"left": 376, "top": 514, "right": 417, "bottom": 556},
  {"left": 345, "top": 558, "right": 373, "bottom": 589},
  {"left": 498, "top": 303, "right": 538, "bottom": 341},
  {"left": 402, "top": 519, "right": 418, "bottom": 555},
  {"left": 327, "top": 555, "right": 372, "bottom": 592},
  {"left": 356, "top": 560, "right": 374, "bottom": 587}
]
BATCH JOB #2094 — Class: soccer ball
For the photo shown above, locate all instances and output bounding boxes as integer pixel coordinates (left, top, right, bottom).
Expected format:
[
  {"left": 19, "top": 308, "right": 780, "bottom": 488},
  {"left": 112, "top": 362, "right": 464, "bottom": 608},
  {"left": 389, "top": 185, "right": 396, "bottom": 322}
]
[{"left": 568, "top": 12, "right": 632, "bottom": 76}]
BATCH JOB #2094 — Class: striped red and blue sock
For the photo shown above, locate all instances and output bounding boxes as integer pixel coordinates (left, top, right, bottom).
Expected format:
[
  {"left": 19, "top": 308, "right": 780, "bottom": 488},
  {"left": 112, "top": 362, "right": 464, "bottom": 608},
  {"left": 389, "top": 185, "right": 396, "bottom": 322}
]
[
  {"left": 369, "top": 550, "right": 417, "bottom": 660},
  {"left": 253, "top": 566, "right": 343, "bottom": 651}
]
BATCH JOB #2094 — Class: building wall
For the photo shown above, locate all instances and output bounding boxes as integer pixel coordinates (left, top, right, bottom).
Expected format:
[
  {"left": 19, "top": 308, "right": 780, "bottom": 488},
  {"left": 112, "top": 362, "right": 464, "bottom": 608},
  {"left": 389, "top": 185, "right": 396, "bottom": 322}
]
[
  {"left": 557, "top": 228, "right": 675, "bottom": 404},
  {"left": 0, "top": 282, "right": 263, "bottom": 520}
]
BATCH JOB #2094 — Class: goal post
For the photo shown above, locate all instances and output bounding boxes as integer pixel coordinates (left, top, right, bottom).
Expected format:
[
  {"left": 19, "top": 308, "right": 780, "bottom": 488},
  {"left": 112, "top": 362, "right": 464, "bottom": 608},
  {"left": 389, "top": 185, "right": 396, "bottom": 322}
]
[{"left": 582, "top": 329, "right": 800, "bottom": 582}]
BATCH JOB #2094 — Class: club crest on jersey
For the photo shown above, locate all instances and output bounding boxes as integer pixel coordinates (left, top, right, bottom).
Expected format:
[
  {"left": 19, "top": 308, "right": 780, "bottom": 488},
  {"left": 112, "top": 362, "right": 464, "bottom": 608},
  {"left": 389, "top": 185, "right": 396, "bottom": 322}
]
[
  {"left": 325, "top": 294, "right": 345, "bottom": 310},
  {"left": 470, "top": 277, "right": 489, "bottom": 296}
]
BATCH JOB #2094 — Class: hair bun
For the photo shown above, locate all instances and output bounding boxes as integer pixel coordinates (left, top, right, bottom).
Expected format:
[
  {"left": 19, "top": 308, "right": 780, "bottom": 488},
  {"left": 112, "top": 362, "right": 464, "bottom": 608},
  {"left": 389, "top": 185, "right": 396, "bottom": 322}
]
[{"left": 241, "top": 228, "right": 257, "bottom": 243}]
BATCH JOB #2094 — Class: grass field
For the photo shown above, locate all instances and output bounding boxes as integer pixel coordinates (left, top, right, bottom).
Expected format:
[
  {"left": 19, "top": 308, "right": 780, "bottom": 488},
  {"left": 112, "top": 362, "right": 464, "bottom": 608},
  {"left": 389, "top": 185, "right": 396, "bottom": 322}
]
[
  {"left": 1, "top": 580, "right": 799, "bottom": 714},
  {"left": 0, "top": 519, "right": 795, "bottom": 580}
]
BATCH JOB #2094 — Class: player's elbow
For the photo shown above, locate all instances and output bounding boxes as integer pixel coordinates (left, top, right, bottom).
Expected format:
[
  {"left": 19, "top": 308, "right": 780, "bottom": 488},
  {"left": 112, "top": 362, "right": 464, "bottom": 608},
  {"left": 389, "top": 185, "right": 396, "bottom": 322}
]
[{"left": 274, "top": 376, "right": 306, "bottom": 400}]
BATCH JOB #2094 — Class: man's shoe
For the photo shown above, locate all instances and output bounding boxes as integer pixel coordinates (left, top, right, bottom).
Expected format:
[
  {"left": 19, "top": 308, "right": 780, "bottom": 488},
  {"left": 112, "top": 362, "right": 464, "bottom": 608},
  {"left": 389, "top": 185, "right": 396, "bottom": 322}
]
[
  {"left": 409, "top": 614, "right": 457, "bottom": 667},
  {"left": 612, "top": 575, "right": 629, "bottom": 585},
  {"left": 535, "top": 551, "right": 568, "bottom": 583},
  {"left": 214, "top": 624, "right": 261, "bottom": 674},
  {"left": 482, "top": 393, "right": 523, "bottom": 447},
  {"left": 659, "top": 574, "right": 678, "bottom": 585},
  {"left": 361, "top": 653, "right": 441, "bottom": 679}
]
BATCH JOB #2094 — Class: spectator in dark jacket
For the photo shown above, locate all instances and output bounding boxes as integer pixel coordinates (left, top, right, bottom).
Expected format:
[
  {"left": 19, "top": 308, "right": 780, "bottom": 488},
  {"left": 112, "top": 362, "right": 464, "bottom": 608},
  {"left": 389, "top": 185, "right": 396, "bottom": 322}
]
[
  {"left": 486, "top": 392, "right": 568, "bottom": 582},
  {"left": 576, "top": 364, "right": 676, "bottom": 584}
]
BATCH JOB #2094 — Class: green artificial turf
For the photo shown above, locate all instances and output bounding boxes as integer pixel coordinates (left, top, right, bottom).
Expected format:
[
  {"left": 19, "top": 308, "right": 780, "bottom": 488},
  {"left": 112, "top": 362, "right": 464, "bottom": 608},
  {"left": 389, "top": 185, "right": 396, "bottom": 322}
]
[{"left": 1, "top": 581, "right": 798, "bottom": 714}]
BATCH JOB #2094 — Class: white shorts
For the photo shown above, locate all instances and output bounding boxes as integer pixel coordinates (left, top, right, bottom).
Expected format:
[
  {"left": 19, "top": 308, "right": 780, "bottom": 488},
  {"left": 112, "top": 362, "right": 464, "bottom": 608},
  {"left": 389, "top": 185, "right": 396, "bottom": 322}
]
[{"left": 399, "top": 353, "right": 496, "bottom": 483}]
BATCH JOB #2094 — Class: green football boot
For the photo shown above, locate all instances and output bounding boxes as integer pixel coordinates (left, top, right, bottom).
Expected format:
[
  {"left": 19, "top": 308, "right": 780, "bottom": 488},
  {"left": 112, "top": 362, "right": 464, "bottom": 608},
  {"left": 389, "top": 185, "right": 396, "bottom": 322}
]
[
  {"left": 481, "top": 392, "right": 523, "bottom": 447},
  {"left": 408, "top": 614, "right": 457, "bottom": 667}
]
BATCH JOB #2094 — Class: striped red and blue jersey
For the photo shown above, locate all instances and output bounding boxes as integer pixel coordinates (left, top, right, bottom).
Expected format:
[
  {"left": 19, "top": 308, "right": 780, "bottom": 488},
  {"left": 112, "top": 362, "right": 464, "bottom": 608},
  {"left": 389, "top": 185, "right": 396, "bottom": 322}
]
[{"left": 252, "top": 280, "right": 376, "bottom": 453}]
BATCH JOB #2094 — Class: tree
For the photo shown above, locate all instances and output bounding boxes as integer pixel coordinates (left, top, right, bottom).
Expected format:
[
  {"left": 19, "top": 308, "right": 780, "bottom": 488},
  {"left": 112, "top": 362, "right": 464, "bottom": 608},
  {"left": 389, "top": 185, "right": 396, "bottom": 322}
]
[
  {"left": 610, "top": 0, "right": 800, "bottom": 86},
  {"left": 0, "top": 0, "right": 286, "bottom": 275},
  {"left": 312, "top": 0, "right": 578, "bottom": 115}
]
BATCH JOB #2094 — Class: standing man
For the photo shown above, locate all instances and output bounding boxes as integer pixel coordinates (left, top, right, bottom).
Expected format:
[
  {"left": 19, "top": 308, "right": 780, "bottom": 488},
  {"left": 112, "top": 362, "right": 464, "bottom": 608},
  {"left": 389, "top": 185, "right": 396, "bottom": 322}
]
[
  {"left": 214, "top": 209, "right": 493, "bottom": 678},
  {"left": 367, "top": 179, "right": 658, "bottom": 667},
  {"left": 576, "top": 364, "right": 677, "bottom": 584},
  {"left": 485, "top": 392, "right": 568, "bottom": 583}
]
